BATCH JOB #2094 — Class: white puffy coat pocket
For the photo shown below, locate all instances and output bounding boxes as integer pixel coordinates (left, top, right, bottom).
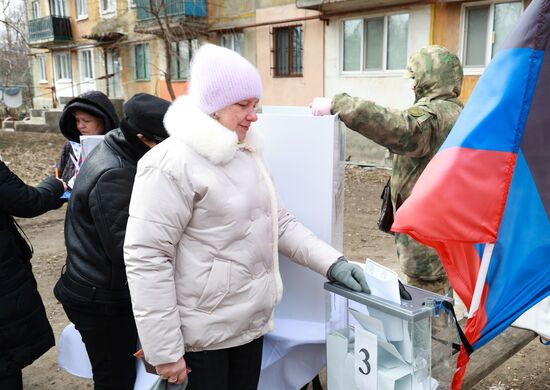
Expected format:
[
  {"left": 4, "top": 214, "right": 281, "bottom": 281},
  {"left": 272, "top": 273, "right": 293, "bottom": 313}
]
[{"left": 195, "top": 258, "right": 230, "bottom": 314}]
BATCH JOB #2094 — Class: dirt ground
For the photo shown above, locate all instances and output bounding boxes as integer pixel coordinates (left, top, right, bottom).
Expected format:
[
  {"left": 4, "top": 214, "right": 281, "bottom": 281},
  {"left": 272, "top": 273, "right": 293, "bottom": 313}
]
[{"left": 1, "top": 130, "right": 548, "bottom": 389}]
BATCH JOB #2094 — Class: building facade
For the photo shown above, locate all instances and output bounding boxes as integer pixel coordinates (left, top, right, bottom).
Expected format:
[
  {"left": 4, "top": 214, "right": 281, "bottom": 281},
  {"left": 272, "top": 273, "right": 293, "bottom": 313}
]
[
  {"left": 27, "top": 0, "right": 207, "bottom": 107},
  {"left": 27, "top": 0, "right": 526, "bottom": 151}
]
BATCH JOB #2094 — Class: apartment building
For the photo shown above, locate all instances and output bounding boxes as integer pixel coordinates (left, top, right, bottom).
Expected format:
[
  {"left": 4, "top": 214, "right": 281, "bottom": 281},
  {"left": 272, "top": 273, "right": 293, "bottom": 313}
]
[{"left": 27, "top": 0, "right": 207, "bottom": 107}]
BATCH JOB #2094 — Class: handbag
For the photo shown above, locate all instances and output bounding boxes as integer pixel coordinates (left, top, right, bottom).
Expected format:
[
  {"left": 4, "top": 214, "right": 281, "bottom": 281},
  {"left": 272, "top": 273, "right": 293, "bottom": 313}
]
[{"left": 377, "top": 178, "right": 394, "bottom": 234}]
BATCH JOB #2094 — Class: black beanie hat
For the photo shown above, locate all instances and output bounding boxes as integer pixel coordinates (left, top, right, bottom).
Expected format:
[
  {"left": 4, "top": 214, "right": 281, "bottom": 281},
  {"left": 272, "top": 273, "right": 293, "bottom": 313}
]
[
  {"left": 59, "top": 90, "right": 119, "bottom": 142},
  {"left": 120, "top": 93, "right": 171, "bottom": 143}
]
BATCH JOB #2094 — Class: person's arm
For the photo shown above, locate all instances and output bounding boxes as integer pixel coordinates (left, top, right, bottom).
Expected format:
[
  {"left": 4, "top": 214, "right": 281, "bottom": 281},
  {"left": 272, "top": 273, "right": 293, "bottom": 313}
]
[
  {"left": 124, "top": 163, "right": 193, "bottom": 367},
  {"left": 277, "top": 206, "right": 369, "bottom": 292},
  {"left": 89, "top": 168, "right": 134, "bottom": 280},
  {"left": 277, "top": 206, "right": 341, "bottom": 277},
  {"left": 0, "top": 161, "right": 64, "bottom": 217},
  {"left": 332, "top": 93, "right": 435, "bottom": 157}
]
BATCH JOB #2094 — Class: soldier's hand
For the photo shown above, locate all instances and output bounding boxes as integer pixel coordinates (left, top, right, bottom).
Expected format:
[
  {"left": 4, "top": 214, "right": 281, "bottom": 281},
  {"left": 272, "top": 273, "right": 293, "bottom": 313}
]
[{"left": 310, "top": 97, "right": 332, "bottom": 116}]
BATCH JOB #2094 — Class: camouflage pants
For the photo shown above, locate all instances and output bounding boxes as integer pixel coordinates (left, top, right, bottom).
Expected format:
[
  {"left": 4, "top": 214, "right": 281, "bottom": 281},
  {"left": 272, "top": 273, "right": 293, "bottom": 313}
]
[{"left": 395, "top": 233, "right": 450, "bottom": 295}]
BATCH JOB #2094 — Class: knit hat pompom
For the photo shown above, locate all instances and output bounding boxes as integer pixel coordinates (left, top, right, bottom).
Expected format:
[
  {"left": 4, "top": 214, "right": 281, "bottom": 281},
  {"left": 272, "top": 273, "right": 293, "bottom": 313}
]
[{"left": 189, "top": 44, "right": 262, "bottom": 114}]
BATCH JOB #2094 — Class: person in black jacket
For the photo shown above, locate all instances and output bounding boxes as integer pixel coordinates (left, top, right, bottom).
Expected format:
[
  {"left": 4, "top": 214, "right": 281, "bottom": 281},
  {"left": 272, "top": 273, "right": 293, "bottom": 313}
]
[
  {"left": 54, "top": 93, "right": 171, "bottom": 390},
  {"left": 57, "top": 91, "right": 119, "bottom": 189},
  {"left": 0, "top": 160, "right": 65, "bottom": 390}
]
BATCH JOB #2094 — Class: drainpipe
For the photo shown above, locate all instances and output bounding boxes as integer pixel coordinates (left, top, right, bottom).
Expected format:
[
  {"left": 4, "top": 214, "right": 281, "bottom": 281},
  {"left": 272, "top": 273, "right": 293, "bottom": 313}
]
[
  {"left": 103, "top": 47, "right": 109, "bottom": 96},
  {"left": 430, "top": 3, "right": 435, "bottom": 45}
]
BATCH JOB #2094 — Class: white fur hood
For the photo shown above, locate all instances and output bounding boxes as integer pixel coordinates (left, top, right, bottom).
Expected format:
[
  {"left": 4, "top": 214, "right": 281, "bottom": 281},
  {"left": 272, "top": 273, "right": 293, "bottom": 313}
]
[{"left": 163, "top": 95, "right": 263, "bottom": 165}]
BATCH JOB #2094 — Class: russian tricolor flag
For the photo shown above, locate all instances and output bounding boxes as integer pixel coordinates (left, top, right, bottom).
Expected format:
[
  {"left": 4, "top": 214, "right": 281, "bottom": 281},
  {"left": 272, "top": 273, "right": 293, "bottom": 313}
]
[{"left": 392, "top": 0, "right": 550, "bottom": 387}]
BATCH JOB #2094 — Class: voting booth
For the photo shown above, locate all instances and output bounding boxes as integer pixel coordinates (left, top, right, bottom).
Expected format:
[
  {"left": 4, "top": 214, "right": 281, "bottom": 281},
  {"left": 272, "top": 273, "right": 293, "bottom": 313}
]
[
  {"left": 255, "top": 106, "right": 345, "bottom": 389},
  {"left": 325, "top": 282, "right": 455, "bottom": 390}
]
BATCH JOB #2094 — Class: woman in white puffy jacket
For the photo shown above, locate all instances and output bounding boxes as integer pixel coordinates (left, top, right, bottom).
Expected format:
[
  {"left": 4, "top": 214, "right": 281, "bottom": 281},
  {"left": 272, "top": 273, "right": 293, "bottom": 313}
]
[{"left": 123, "top": 44, "right": 370, "bottom": 390}]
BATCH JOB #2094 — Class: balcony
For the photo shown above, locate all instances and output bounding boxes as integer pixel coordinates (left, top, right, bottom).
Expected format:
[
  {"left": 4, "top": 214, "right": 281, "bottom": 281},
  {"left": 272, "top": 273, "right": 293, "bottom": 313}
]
[
  {"left": 136, "top": 0, "right": 206, "bottom": 22},
  {"left": 296, "top": 0, "right": 424, "bottom": 13},
  {"left": 135, "top": 0, "right": 207, "bottom": 35},
  {"left": 28, "top": 16, "right": 72, "bottom": 47}
]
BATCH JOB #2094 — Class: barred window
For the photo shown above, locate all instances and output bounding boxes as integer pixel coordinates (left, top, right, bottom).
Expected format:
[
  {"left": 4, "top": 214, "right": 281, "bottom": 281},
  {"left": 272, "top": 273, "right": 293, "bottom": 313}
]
[{"left": 274, "top": 25, "right": 302, "bottom": 77}]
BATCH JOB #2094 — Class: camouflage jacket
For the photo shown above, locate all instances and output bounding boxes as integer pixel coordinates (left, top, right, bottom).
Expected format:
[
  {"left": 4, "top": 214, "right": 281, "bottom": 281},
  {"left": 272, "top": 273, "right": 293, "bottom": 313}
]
[{"left": 332, "top": 46, "right": 464, "bottom": 208}]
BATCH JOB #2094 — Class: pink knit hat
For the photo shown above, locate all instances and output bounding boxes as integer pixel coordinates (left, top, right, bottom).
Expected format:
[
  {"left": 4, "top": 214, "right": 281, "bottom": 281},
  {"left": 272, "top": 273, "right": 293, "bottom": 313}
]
[{"left": 189, "top": 44, "right": 263, "bottom": 114}]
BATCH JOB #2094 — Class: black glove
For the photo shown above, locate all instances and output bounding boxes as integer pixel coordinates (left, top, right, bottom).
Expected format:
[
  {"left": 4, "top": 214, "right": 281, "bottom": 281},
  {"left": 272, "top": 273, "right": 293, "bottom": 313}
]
[
  {"left": 328, "top": 257, "right": 370, "bottom": 293},
  {"left": 399, "top": 280, "right": 412, "bottom": 300}
]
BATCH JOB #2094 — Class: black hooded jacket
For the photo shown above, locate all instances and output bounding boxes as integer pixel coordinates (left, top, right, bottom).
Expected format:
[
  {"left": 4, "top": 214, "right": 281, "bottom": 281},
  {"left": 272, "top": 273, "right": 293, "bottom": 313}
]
[
  {"left": 57, "top": 91, "right": 119, "bottom": 186},
  {"left": 54, "top": 129, "right": 151, "bottom": 314},
  {"left": 0, "top": 162, "right": 64, "bottom": 375}
]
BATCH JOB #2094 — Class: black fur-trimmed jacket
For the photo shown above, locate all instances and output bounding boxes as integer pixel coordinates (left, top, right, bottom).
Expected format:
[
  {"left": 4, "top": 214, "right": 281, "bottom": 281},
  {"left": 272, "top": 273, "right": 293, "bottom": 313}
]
[
  {"left": 54, "top": 129, "right": 148, "bottom": 315},
  {"left": 0, "top": 161, "right": 64, "bottom": 375}
]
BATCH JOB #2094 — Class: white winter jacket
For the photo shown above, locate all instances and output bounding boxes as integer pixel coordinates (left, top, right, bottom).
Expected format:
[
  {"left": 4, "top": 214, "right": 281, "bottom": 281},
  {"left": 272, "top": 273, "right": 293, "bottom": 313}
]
[{"left": 124, "top": 96, "right": 342, "bottom": 365}]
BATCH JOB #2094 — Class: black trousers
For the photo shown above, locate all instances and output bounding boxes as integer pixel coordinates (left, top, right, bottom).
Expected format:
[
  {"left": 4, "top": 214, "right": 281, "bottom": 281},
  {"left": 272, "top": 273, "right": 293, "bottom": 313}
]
[
  {"left": 0, "top": 370, "right": 22, "bottom": 390},
  {"left": 63, "top": 306, "right": 138, "bottom": 390},
  {"left": 185, "top": 336, "right": 264, "bottom": 390}
]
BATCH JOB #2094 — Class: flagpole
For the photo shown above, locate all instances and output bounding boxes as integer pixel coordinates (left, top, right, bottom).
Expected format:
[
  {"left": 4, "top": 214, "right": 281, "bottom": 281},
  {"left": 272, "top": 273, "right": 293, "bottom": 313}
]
[{"left": 469, "top": 243, "right": 495, "bottom": 314}]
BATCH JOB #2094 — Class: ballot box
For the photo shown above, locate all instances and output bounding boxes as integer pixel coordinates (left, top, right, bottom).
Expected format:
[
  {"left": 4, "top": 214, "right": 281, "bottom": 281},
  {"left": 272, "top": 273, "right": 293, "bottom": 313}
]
[{"left": 325, "top": 282, "right": 455, "bottom": 390}]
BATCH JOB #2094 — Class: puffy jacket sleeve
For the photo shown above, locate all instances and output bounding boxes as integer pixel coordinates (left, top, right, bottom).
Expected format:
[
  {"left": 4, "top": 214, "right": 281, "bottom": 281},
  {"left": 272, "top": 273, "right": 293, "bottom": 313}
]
[
  {"left": 124, "top": 161, "right": 193, "bottom": 366},
  {"left": 277, "top": 204, "right": 342, "bottom": 277},
  {"left": 332, "top": 93, "right": 436, "bottom": 158},
  {"left": 0, "top": 161, "right": 64, "bottom": 217}
]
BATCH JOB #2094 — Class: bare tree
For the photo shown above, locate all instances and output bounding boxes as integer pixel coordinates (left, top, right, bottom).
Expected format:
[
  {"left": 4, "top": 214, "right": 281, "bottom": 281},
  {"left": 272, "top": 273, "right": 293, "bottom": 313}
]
[
  {"left": 135, "top": 0, "right": 208, "bottom": 101},
  {"left": 0, "top": 0, "right": 32, "bottom": 116}
]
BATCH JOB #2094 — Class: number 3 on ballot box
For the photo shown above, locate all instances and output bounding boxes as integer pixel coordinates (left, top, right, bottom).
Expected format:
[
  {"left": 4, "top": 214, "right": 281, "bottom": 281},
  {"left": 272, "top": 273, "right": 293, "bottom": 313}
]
[{"left": 354, "top": 327, "right": 378, "bottom": 388}]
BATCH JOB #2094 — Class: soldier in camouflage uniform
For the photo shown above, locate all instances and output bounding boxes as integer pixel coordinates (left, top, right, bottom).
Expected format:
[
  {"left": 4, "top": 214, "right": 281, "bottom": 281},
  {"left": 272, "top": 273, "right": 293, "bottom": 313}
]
[{"left": 313, "top": 45, "right": 463, "bottom": 294}]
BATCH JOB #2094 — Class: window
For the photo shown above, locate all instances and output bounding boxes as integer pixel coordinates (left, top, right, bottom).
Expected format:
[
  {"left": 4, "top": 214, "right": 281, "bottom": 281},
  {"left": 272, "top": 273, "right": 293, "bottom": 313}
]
[
  {"left": 463, "top": 1, "right": 522, "bottom": 67},
  {"left": 38, "top": 55, "right": 47, "bottom": 82},
  {"left": 100, "top": 0, "right": 115, "bottom": 14},
  {"left": 54, "top": 52, "right": 71, "bottom": 80},
  {"left": 107, "top": 48, "right": 121, "bottom": 97},
  {"left": 32, "top": 0, "right": 40, "bottom": 18},
  {"left": 171, "top": 39, "right": 198, "bottom": 80},
  {"left": 273, "top": 25, "right": 302, "bottom": 77},
  {"left": 134, "top": 43, "right": 149, "bottom": 80},
  {"left": 342, "top": 13, "right": 409, "bottom": 72},
  {"left": 79, "top": 50, "right": 94, "bottom": 80},
  {"left": 221, "top": 33, "right": 244, "bottom": 56},
  {"left": 51, "top": 0, "right": 66, "bottom": 16},
  {"left": 76, "top": 0, "right": 88, "bottom": 18}
]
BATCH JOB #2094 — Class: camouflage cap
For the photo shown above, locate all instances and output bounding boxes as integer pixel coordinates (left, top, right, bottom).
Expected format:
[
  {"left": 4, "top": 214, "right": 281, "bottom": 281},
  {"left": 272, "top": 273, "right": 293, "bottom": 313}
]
[{"left": 405, "top": 45, "right": 463, "bottom": 101}]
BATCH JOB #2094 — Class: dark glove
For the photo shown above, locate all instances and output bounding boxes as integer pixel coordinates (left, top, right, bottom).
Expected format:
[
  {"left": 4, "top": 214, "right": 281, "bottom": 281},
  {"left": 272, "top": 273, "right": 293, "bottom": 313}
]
[
  {"left": 399, "top": 280, "right": 412, "bottom": 300},
  {"left": 328, "top": 257, "right": 370, "bottom": 293}
]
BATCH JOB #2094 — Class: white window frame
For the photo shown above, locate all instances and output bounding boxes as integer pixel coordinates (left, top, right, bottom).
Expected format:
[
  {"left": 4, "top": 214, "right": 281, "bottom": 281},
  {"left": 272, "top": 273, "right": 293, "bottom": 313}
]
[
  {"left": 340, "top": 12, "right": 410, "bottom": 77},
  {"left": 32, "top": 0, "right": 41, "bottom": 19},
  {"left": 76, "top": 0, "right": 88, "bottom": 19},
  {"left": 221, "top": 32, "right": 244, "bottom": 56},
  {"left": 51, "top": 0, "right": 66, "bottom": 16},
  {"left": 79, "top": 49, "right": 94, "bottom": 81},
  {"left": 38, "top": 55, "right": 47, "bottom": 83},
  {"left": 460, "top": 0, "right": 523, "bottom": 75},
  {"left": 100, "top": 0, "right": 116, "bottom": 16},
  {"left": 171, "top": 39, "right": 198, "bottom": 81},
  {"left": 53, "top": 52, "right": 71, "bottom": 81}
]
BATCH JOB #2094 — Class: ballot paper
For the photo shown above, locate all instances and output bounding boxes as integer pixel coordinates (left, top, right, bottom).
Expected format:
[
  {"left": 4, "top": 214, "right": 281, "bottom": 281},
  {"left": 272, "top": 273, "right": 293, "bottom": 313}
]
[
  {"left": 363, "top": 259, "right": 401, "bottom": 304},
  {"left": 80, "top": 135, "right": 104, "bottom": 162},
  {"left": 349, "top": 308, "right": 407, "bottom": 369}
]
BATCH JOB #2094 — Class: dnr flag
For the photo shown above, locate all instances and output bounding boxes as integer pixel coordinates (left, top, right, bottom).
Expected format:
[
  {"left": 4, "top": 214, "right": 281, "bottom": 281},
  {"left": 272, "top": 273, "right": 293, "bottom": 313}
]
[{"left": 392, "top": 0, "right": 550, "bottom": 387}]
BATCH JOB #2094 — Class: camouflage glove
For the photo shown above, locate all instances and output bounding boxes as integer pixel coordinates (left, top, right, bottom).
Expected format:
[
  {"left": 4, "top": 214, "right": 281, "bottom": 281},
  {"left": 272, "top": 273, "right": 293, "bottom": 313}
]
[{"left": 328, "top": 257, "right": 370, "bottom": 293}]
